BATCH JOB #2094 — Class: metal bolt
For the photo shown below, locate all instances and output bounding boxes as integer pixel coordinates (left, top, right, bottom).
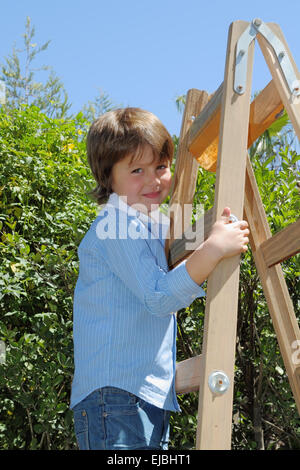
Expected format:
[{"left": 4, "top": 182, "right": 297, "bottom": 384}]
[
  {"left": 275, "top": 108, "right": 284, "bottom": 119},
  {"left": 229, "top": 214, "right": 239, "bottom": 223},
  {"left": 239, "top": 49, "right": 245, "bottom": 56},
  {"left": 278, "top": 51, "right": 285, "bottom": 60},
  {"left": 208, "top": 371, "right": 230, "bottom": 395},
  {"left": 236, "top": 85, "right": 244, "bottom": 93},
  {"left": 253, "top": 18, "right": 262, "bottom": 27}
]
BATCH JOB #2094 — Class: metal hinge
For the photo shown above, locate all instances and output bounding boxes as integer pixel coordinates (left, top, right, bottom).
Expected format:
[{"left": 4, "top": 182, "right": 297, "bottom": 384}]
[{"left": 234, "top": 18, "right": 300, "bottom": 97}]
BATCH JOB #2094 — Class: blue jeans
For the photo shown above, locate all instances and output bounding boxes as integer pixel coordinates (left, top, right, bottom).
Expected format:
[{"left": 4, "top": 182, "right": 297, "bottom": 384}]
[{"left": 72, "top": 387, "right": 171, "bottom": 450}]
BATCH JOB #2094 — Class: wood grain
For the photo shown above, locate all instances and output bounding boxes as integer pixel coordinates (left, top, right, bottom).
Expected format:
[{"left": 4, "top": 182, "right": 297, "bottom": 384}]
[
  {"left": 195, "top": 20, "right": 254, "bottom": 450},
  {"left": 188, "top": 79, "right": 283, "bottom": 172}
]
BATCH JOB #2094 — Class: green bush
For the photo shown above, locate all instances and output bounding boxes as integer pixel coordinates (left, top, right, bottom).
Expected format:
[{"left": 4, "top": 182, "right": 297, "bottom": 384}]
[
  {"left": 0, "top": 105, "right": 299, "bottom": 449},
  {"left": 0, "top": 105, "right": 95, "bottom": 449}
]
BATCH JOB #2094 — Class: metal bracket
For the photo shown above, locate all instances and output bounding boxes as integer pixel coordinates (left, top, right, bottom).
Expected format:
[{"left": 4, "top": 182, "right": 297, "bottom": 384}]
[
  {"left": 234, "top": 21, "right": 257, "bottom": 95},
  {"left": 208, "top": 370, "right": 230, "bottom": 396},
  {"left": 234, "top": 18, "right": 300, "bottom": 97}
]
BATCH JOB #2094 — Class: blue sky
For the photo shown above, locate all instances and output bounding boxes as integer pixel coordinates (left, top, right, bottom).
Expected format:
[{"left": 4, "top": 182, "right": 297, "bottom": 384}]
[{"left": 1, "top": 0, "right": 300, "bottom": 137}]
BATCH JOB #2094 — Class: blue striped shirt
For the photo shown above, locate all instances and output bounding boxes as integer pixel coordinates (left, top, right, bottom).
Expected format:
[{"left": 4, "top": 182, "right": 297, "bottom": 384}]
[{"left": 70, "top": 192, "right": 206, "bottom": 411}]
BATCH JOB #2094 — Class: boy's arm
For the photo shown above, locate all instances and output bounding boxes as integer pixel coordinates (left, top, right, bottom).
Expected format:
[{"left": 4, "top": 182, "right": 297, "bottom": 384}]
[
  {"left": 97, "top": 213, "right": 206, "bottom": 317},
  {"left": 185, "top": 239, "right": 221, "bottom": 287},
  {"left": 185, "top": 207, "right": 249, "bottom": 286},
  {"left": 96, "top": 207, "right": 249, "bottom": 317}
]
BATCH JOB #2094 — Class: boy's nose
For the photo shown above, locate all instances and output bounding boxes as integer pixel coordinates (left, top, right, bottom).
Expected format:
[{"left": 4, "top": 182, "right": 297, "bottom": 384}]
[{"left": 145, "top": 173, "right": 161, "bottom": 187}]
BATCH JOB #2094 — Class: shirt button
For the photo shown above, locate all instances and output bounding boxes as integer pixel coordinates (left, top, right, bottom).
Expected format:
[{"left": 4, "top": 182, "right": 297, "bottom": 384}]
[{"left": 103, "top": 412, "right": 108, "bottom": 417}]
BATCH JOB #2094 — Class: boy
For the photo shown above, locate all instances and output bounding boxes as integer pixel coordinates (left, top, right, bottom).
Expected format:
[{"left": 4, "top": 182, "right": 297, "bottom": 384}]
[{"left": 70, "top": 108, "right": 249, "bottom": 450}]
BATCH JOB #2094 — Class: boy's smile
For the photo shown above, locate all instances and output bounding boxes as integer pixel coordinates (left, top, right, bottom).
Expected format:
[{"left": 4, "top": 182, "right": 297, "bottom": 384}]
[{"left": 111, "top": 144, "right": 172, "bottom": 215}]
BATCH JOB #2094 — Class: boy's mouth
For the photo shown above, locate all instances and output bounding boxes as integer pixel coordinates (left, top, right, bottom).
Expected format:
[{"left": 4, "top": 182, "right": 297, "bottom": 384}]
[{"left": 143, "top": 191, "right": 161, "bottom": 199}]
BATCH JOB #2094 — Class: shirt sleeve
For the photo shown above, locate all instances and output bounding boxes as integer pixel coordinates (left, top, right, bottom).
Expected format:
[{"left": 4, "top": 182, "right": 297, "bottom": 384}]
[{"left": 98, "top": 218, "right": 205, "bottom": 317}]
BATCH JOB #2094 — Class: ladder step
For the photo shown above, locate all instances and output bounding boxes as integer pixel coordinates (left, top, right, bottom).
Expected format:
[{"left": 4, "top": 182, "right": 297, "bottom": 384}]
[
  {"left": 175, "top": 354, "right": 202, "bottom": 394},
  {"left": 187, "top": 79, "right": 283, "bottom": 172},
  {"left": 260, "top": 218, "right": 300, "bottom": 267}
]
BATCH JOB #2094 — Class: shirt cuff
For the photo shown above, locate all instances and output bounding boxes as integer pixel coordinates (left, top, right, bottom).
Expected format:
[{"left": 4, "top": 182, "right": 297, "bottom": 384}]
[{"left": 166, "top": 259, "right": 206, "bottom": 304}]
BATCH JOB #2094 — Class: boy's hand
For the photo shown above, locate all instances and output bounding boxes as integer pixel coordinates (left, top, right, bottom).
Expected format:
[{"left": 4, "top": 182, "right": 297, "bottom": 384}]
[
  {"left": 185, "top": 207, "right": 250, "bottom": 286},
  {"left": 207, "top": 207, "right": 250, "bottom": 261}
]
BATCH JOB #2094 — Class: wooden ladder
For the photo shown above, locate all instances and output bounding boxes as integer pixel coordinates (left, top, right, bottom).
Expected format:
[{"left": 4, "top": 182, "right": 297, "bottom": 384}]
[{"left": 165, "top": 19, "right": 300, "bottom": 450}]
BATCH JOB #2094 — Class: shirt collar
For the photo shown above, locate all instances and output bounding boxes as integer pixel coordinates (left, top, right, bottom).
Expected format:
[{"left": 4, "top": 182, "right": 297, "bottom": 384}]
[{"left": 106, "top": 192, "right": 170, "bottom": 228}]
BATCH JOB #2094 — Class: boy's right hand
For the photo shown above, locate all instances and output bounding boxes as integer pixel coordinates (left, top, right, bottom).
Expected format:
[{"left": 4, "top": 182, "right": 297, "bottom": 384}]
[
  {"left": 185, "top": 207, "right": 250, "bottom": 286},
  {"left": 207, "top": 207, "right": 250, "bottom": 262}
]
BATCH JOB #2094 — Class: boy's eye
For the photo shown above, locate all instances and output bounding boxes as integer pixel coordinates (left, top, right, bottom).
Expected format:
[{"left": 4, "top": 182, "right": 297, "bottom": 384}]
[{"left": 131, "top": 164, "right": 167, "bottom": 174}]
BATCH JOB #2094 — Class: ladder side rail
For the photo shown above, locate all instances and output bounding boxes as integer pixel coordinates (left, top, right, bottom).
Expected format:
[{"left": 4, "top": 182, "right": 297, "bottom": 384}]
[
  {"left": 165, "top": 89, "right": 209, "bottom": 261},
  {"left": 196, "top": 20, "right": 255, "bottom": 450},
  {"left": 244, "top": 154, "right": 300, "bottom": 414},
  {"left": 169, "top": 208, "right": 214, "bottom": 268}
]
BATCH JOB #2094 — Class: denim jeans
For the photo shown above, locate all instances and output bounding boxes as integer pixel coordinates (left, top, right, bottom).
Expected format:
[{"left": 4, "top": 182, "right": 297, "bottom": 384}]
[{"left": 72, "top": 387, "right": 171, "bottom": 450}]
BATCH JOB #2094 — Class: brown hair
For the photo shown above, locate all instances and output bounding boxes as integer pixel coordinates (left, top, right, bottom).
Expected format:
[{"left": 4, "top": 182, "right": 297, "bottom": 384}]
[{"left": 86, "top": 107, "right": 174, "bottom": 205}]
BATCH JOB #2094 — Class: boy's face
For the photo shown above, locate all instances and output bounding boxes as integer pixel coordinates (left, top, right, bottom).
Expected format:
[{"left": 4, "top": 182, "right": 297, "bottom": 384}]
[{"left": 111, "top": 144, "right": 172, "bottom": 214}]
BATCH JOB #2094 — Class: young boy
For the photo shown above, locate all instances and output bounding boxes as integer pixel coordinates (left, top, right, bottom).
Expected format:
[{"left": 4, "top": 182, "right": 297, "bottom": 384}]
[{"left": 70, "top": 107, "right": 249, "bottom": 450}]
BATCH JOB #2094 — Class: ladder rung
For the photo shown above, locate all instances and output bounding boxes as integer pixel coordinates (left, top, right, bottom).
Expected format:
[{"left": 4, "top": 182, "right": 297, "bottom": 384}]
[
  {"left": 187, "top": 79, "right": 283, "bottom": 172},
  {"left": 260, "top": 219, "right": 300, "bottom": 267},
  {"left": 175, "top": 354, "right": 202, "bottom": 394}
]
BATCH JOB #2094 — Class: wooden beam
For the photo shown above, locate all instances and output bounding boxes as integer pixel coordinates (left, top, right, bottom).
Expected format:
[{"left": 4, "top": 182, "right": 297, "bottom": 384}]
[
  {"left": 248, "top": 81, "right": 283, "bottom": 145},
  {"left": 260, "top": 219, "right": 300, "bottom": 267},
  {"left": 244, "top": 155, "right": 300, "bottom": 415},
  {"left": 187, "top": 83, "right": 223, "bottom": 172},
  {"left": 257, "top": 23, "right": 300, "bottom": 143},
  {"left": 165, "top": 89, "right": 210, "bottom": 263},
  {"left": 188, "top": 79, "right": 283, "bottom": 172},
  {"left": 168, "top": 208, "right": 214, "bottom": 268},
  {"left": 195, "top": 20, "right": 255, "bottom": 450},
  {"left": 175, "top": 355, "right": 202, "bottom": 394}
]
